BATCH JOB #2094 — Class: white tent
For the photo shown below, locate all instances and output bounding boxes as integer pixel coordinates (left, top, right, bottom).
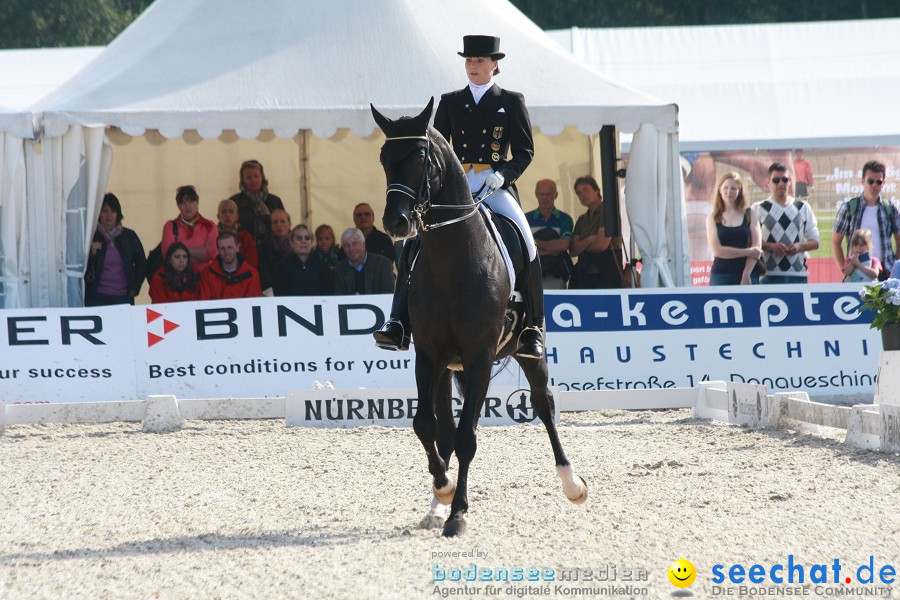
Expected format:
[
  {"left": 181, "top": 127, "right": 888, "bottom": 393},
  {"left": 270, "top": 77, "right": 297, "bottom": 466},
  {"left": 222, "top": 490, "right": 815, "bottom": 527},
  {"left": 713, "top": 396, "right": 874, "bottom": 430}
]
[
  {"left": 548, "top": 19, "right": 900, "bottom": 151},
  {"left": 0, "top": 107, "right": 30, "bottom": 307},
  {"left": 23, "top": 0, "right": 687, "bottom": 307},
  {"left": 0, "top": 47, "right": 103, "bottom": 111},
  {"left": 0, "top": 47, "right": 105, "bottom": 307}
]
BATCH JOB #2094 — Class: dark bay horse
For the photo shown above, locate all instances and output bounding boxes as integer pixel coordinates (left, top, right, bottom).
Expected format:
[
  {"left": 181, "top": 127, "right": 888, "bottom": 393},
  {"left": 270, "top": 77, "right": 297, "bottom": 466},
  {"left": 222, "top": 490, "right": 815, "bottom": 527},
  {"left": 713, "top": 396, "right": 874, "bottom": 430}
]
[{"left": 370, "top": 98, "right": 587, "bottom": 537}]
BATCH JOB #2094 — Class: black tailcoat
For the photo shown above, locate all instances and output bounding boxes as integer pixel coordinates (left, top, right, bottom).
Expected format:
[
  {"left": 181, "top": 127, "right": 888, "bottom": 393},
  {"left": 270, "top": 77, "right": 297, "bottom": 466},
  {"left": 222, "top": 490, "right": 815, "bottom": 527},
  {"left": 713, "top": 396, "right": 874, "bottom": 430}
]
[{"left": 433, "top": 84, "right": 534, "bottom": 187}]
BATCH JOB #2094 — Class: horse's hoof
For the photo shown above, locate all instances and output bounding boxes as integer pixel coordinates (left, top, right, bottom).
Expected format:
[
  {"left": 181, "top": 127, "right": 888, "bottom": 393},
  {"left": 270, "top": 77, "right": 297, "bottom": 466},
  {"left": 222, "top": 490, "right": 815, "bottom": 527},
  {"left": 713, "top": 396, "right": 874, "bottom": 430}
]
[
  {"left": 419, "top": 514, "right": 446, "bottom": 530},
  {"left": 433, "top": 480, "right": 456, "bottom": 505},
  {"left": 565, "top": 475, "right": 588, "bottom": 505},
  {"left": 442, "top": 515, "right": 467, "bottom": 537},
  {"left": 419, "top": 498, "right": 450, "bottom": 529}
]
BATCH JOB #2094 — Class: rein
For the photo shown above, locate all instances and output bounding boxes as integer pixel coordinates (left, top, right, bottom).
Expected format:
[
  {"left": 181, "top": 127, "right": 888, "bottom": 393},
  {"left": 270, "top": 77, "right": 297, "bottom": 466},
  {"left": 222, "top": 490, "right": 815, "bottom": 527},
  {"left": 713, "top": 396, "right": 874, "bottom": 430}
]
[{"left": 383, "top": 134, "right": 488, "bottom": 234}]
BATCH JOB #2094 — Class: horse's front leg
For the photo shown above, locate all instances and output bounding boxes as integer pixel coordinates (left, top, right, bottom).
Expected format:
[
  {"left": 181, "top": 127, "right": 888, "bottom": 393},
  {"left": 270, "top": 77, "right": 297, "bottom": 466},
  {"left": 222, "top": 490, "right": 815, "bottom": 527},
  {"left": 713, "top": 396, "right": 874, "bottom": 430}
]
[
  {"left": 413, "top": 356, "right": 455, "bottom": 529},
  {"left": 434, "top": 369, "right": 456, "bottom": 477},
  {"left": 442, "top": 352, "right": 493, "bottom": 537},
  {"left": 516, "top": 356, "right": 587, "bottom": 504}
]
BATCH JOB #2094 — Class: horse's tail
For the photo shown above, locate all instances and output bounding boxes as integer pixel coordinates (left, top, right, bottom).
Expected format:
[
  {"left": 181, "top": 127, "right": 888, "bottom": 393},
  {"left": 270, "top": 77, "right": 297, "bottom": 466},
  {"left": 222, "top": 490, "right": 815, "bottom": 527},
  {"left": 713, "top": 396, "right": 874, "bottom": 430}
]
[
  {"left": 491, "top": 357, "right": 514, "bottom": 381},
  {"left": 452, "top": 358, "right": 511, "bottom": 400},
  {"left": 452, "top": 371, "right": 466, "bottom": 400}
]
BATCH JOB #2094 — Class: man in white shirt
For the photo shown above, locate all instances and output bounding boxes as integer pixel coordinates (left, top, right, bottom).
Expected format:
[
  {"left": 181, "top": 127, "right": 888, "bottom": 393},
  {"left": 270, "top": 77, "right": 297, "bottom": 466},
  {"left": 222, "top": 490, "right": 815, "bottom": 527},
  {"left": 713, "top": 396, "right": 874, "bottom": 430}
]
[{"left": 831, "top": 160, "right": 900, "bottom": 280}]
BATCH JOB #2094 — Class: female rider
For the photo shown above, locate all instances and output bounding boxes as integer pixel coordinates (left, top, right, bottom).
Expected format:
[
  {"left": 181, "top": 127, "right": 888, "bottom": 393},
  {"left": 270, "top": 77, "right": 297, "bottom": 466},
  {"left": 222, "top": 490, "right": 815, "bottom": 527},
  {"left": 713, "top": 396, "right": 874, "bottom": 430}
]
[{"left": 374, "top": 35, "right": 544, "bottom": 359}]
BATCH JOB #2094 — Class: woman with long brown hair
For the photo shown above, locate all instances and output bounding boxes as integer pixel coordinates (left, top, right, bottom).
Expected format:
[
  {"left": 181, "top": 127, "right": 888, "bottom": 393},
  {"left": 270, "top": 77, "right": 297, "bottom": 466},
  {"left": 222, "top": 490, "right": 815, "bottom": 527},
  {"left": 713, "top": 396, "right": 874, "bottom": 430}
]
[
  {"left": 149, "top": 242, "right": 201, "bottom": 303},
  {"left": 705, "top": 172, "right": 763, "bottom": 286}
]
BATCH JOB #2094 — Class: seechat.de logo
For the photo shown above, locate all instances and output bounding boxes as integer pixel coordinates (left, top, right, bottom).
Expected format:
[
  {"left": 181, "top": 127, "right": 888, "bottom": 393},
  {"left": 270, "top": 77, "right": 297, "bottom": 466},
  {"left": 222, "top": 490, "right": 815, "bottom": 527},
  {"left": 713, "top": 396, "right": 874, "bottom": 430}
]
[{"left": 146, "top": 308, "right": 180, "bottom": 347}]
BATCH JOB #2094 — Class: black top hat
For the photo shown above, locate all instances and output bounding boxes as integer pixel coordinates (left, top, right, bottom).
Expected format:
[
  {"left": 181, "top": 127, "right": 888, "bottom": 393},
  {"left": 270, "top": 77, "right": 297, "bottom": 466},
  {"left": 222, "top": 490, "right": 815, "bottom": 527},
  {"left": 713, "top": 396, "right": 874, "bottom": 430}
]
[{"left": 458, "top": 35, "right": 505, "bottom": 60}]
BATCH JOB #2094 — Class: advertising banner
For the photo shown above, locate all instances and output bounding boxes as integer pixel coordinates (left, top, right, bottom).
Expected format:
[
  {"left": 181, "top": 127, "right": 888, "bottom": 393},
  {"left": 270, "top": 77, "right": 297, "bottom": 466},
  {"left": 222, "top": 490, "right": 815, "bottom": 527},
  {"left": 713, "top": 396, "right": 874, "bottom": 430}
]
[
  {"left": 0, "top": 285, "right": 881, "bottom": 404},
  {"left": 544, "top": 286, "right": 880, "bottom": 396},
  {"left": 0, "top": 305, "right": 137, "bottom": 403},
  {"left": 285, "top": 387, "right": 559, "bottom": 428},
  {"left": 136, "top": 295, "right": 520, "bottom": 399}
]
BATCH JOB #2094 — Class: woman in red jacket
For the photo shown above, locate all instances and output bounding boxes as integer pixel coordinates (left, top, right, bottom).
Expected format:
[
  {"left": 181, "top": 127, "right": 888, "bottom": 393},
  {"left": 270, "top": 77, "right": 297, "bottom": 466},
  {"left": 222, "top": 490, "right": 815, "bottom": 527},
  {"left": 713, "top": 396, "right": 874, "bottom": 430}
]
[
  {"left": 149, "top": 242, "right": 201, "bottom": 303},
  {"left": 161, "top": 185, "right": 218, "bottom": 273}
]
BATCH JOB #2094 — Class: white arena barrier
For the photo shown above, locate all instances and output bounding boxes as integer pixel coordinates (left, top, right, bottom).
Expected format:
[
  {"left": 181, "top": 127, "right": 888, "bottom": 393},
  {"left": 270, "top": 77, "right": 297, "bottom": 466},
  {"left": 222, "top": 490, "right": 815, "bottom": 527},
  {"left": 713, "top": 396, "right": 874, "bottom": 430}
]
[
  {"left": 1, "top": 381, "right": 891, "bottom": 453},
  {"left": 874, "top": 351, "right": 900, "bottom": 406},
  {"left": 692, "top": 380, "right": 886, "bottom": 452}
]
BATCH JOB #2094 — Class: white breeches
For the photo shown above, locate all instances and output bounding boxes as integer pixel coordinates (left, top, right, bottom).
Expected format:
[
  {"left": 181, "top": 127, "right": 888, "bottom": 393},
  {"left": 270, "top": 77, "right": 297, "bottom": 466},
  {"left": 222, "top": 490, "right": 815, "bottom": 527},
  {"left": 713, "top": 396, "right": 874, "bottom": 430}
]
[{"left": 466, "top": 167, "right": 537, "bottom": 261}]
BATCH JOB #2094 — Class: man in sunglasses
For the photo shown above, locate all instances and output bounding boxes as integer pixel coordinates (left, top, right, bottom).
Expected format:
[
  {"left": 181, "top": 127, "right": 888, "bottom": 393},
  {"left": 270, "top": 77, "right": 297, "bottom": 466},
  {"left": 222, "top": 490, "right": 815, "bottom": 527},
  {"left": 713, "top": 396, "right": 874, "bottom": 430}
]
[
  {"left": 831, "top": 160, "right": 900, "bottom": 281},
  {"left": 352, "top": 202, "right": 395, "bottom": 263},
  {"left": 752, "top": 162, "right": 820, "bottom": 284}
]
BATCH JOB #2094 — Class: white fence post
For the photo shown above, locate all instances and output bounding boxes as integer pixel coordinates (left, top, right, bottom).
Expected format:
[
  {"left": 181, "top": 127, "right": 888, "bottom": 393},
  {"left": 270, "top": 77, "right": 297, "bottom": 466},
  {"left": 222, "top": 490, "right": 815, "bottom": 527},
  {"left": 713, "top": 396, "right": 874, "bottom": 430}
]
[
  {"left": 142, "top": 395, "right": 183, "bottom": 433},
  {"left": 875, "top": 351, "right": 900, "bottom": 406}
]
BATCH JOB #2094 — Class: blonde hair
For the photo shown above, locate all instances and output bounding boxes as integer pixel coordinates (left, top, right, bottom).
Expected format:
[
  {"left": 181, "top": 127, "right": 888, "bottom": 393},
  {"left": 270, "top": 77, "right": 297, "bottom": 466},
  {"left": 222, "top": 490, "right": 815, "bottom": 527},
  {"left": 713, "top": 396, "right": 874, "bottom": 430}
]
[
  {"left": 849, "top": 229, "right": 873, "bottom": 249},
  {"left": 712, "top": 171, "right": 747, "bottom": 224},
  {"left": 217, "top": 198, "right": 238, "bottom": 213}
]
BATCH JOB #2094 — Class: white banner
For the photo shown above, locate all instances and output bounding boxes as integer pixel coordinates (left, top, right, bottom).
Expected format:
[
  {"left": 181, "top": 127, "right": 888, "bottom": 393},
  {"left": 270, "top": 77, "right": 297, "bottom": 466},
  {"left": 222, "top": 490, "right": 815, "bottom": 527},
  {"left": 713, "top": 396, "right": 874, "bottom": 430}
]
[
  {"left": 0, "top": 285, "right": 882, "bottom": 404},
  {"left": 285, "top": 387, "right": 559, "bottom": 428},
  {"left": 0, "top": 305, "right": 137, "bottom": 403},
  {"left": 136, "top": 296, "right": 519, "bottom": 399},
  {"left": 543, "top": 286, "right": 880, "bottom": 396}
]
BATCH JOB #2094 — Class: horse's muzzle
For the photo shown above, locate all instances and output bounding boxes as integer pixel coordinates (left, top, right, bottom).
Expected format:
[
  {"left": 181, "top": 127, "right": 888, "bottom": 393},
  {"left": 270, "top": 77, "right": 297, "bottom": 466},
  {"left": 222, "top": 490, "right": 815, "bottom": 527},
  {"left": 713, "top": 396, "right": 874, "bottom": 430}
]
[{"left": 385, "top": 214, "right": 411, "bottom": 238}]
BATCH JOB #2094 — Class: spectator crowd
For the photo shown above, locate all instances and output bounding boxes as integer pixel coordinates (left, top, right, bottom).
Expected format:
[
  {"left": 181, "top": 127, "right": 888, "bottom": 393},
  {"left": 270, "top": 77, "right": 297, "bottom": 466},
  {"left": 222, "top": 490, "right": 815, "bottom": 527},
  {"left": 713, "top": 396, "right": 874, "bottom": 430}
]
[
  {"left": 84, "top": 155, "right": 900, "bottom": 308},
  {"left": 88, "top": 159, "right": 397, "bottom": 306},
  {"left": 705, "top": 158, "right": 900, "bottom": 286}
]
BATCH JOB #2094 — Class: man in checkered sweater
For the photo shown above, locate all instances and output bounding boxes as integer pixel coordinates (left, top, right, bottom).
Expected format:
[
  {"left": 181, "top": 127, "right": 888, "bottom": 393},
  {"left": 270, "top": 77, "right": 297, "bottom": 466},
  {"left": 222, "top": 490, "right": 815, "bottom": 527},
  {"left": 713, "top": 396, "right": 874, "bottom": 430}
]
[{"left": 752, "top": 162, "right": 820, "bottom": 284}]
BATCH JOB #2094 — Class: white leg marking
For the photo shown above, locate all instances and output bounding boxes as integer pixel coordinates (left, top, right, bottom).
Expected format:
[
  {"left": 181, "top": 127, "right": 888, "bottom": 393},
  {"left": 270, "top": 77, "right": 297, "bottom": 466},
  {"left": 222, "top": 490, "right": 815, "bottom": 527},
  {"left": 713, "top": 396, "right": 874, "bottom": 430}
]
[
  {"left": 419, "top": 496, "right": 450, "bottom": 529},
  {"left": 557, "top": 465, "right": 587, "bottom": 504},
  {"left": 433, "top": 480, "right": 456, "bottom": 505}
]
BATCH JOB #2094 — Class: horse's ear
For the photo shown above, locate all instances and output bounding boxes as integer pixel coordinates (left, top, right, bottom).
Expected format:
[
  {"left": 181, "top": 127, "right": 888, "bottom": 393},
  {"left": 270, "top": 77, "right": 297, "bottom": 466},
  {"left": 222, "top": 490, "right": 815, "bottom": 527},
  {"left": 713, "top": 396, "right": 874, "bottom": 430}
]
[
  {"left": 414, "top": 97, "right": 435, "bottom": 125},
  {"left": 371, "top": 104, "right": 392, "bottom": 133}
]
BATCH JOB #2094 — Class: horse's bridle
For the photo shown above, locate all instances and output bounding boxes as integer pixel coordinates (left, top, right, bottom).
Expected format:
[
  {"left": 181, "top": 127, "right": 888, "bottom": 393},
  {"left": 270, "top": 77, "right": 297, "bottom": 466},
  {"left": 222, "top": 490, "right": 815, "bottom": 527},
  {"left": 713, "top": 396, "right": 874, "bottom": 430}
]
[{"left": 384, "top": 134, "right": 487, "bottom": 236}]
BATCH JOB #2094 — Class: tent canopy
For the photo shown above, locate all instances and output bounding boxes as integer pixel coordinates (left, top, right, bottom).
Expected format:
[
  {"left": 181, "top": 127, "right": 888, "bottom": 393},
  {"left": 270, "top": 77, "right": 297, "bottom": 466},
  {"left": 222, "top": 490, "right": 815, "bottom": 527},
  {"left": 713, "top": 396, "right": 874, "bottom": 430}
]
[
  {"left": 0, "top": 47, "right": 102, "bottom": 139},
  {"left": 0, "top": 47, "right": 102, "bottom": 110},
  {"left": 548, "top": 19, "right": 900, "bottom": 151},
  {"left": 0, "top": 107, "right": 33, "bottom": 139},
  {"left": 38, "top": 0, "right": 676, "bottom": 139},
  {"left": 15, "top": 0, "right": 688, "bottom": 308}
]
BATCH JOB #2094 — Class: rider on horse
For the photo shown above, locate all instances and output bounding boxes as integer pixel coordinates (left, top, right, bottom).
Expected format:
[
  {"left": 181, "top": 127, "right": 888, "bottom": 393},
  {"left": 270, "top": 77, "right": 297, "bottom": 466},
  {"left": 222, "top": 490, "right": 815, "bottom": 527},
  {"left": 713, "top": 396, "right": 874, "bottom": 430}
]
[{"left": 374, "top": 35, "right": 545, "bottom": 360}]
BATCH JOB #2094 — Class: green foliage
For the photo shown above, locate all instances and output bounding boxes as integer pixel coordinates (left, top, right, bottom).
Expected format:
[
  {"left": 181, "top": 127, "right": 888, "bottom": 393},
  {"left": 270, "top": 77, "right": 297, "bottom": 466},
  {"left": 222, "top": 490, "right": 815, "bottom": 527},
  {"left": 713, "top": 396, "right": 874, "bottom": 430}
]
[
  {"left": 508, "top": 0, "right": 899, "bottom": 29},
  {"left": 857, "top": 278, "right": 900, "bottom": 331},
  {"left": 0, "top": 0, "right": 153, "bottom": 49},
  {"left": 1, "top": 0, "right": 899, "bottom": 49}
]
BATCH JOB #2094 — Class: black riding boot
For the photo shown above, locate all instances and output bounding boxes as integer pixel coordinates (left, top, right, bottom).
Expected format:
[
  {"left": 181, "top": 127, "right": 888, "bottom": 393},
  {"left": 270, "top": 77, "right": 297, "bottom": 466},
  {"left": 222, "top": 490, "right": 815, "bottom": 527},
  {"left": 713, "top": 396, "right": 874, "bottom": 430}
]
[
  {"left": 373, "top": 240, "right": 414, "bottom": 351},
  {"left": 516, "top": 257, "right": 545, "bottom": 359}
]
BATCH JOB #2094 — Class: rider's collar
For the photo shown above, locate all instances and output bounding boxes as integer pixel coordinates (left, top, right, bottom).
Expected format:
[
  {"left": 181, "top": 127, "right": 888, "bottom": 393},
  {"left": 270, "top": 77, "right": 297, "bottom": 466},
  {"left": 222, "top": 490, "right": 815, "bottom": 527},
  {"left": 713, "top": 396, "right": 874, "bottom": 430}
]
[{"left": 468, "top": 81, "right": 493, "bottom": 104}]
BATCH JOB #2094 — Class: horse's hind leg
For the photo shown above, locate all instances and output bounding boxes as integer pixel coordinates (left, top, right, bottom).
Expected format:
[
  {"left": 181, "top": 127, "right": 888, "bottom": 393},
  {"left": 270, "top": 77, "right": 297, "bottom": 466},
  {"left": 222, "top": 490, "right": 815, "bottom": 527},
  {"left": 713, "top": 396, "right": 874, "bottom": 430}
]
[
  {"left": 413, "top": 359, "right": 455, "bottom": 528},
  {"left": 517, "top": 357, "right": 588, "bottom": 504}
]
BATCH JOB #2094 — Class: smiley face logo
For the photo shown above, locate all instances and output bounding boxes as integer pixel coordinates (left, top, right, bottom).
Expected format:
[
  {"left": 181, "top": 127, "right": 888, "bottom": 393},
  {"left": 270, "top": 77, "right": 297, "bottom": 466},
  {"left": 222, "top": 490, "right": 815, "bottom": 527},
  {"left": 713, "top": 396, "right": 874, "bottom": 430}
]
[{"left": 668, "top": 559, "right": 696, "bottom": 588}]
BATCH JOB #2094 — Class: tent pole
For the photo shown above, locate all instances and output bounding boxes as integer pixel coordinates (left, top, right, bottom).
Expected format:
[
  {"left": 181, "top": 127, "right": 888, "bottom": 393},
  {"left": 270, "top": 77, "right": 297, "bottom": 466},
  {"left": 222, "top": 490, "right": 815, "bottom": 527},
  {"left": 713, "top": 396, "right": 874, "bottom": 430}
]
[{"left": 299, "top": 129, "right": 311, "bottom": 224}]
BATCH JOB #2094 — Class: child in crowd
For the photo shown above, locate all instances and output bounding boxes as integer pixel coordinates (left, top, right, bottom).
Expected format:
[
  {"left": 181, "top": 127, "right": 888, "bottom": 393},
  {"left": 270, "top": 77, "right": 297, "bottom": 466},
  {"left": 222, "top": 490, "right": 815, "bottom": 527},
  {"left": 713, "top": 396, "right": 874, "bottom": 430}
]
[
  {"left": 842, "top": 229, "right": 882, "bottom": 282},
  {"left": 217, "top": 198, "right": 258, "bottom": 269}
]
